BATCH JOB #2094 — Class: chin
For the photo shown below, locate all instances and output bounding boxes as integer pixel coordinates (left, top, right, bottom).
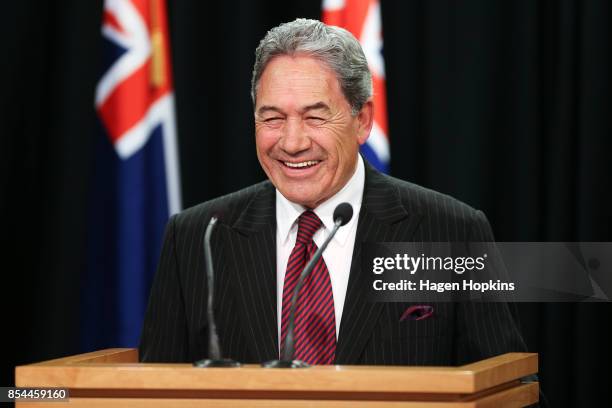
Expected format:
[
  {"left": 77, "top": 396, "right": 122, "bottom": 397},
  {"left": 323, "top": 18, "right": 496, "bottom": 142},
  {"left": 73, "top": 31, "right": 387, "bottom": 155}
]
[{"left": 281, "top": 189, "right": 319, "bottom": 208}]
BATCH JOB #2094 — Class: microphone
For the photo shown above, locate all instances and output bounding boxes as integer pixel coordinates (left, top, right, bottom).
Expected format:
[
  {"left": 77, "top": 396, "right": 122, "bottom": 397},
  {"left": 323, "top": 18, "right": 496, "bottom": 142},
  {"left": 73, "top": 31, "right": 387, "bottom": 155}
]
[
  {"left": 193, "top": 215, "right": 241, "bottom": 368},
  {"left": 263, "top": 202, "right": 354, "bottom": 368}
]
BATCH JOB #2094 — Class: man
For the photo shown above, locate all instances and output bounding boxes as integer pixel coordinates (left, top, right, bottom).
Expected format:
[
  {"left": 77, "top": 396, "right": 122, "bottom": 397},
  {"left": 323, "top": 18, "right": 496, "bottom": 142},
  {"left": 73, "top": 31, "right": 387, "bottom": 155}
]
[{"left": 139, "top": 18, "right": 528, "bottom": 366}]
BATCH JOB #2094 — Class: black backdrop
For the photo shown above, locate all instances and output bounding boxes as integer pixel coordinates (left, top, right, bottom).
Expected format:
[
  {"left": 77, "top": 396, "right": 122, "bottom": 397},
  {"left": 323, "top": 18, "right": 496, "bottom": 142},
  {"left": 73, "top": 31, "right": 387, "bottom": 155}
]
[{"left": 1, "top": 1, "right": 611, "bottom": 406}]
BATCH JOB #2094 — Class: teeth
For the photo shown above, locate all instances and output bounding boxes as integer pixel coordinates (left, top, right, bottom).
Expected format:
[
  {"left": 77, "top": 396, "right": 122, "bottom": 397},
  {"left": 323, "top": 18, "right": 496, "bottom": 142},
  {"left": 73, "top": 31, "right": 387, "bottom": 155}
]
[{"left": 284, "top": 160, "right": 319, "bottom": 168}]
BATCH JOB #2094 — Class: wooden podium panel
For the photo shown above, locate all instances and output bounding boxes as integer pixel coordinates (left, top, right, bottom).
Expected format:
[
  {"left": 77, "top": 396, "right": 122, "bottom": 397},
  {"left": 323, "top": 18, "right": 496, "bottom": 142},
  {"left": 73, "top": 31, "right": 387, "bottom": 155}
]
[{"left": 15, "top": 349, "right": 538, "bottom": 407}]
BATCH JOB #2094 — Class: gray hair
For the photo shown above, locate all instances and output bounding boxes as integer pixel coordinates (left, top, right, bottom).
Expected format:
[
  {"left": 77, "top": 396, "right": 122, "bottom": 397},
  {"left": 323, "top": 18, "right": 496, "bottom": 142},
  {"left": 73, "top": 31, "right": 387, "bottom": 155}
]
[{"left": 251, "top": 18, "right": 372, "bottom": 116}]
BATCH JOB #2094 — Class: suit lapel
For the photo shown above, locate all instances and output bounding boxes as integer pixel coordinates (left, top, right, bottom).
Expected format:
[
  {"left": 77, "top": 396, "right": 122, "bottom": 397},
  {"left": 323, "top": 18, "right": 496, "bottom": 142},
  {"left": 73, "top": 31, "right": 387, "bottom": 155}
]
[
  {"left": 223, "top": 182, "right": 279, "bottom": 362},
  {"left": 335, "top": 163, "right": 422, "bottom": 364}
]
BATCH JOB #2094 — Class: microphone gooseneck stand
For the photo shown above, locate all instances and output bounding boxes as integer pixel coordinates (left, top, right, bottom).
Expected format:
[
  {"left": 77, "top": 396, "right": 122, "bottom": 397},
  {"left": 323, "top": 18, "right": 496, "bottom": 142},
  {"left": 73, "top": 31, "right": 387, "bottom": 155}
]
[
  {"left": 262, "top": 203, "right": 353, "bottom": 368},
  {"left": 193, "top": 216, "right": 241, "bottom": 368}
]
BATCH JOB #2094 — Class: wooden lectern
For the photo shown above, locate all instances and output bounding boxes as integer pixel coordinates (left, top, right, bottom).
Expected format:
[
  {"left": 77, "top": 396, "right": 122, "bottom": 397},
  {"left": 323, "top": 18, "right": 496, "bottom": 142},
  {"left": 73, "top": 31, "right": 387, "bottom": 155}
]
[{"left": 15, "top": 348, "right": 538, "bottom": 407}]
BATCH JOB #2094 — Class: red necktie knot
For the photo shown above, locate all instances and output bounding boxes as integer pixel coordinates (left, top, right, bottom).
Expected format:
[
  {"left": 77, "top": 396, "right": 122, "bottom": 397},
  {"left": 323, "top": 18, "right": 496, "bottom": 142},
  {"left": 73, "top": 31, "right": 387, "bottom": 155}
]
[{"left": 296, "top": 211, "right": 322, "bottom": 245}]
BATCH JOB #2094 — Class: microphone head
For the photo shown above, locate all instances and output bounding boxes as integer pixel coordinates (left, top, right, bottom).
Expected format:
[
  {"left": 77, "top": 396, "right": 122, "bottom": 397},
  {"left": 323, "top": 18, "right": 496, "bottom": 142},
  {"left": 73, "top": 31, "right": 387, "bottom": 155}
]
[
  {"left": 333, "top": 202, "right": 353, "bottom": 226},
  {"left": 209, "top": 210, "right": 225, "bottom": 225}
]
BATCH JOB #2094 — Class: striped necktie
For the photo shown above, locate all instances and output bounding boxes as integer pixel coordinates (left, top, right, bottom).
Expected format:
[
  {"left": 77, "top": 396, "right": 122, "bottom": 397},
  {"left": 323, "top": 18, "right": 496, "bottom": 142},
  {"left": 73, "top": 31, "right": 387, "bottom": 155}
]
[{"left": 280, "top": 210, "right": 336, "bottom": 364}]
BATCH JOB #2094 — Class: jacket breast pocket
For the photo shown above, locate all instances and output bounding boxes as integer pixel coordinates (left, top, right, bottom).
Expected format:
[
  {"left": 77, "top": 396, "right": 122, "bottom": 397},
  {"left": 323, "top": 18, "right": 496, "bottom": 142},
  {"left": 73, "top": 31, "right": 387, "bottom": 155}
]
[{"left": 380, "top": 303, "right": 453, "bottom": 340}]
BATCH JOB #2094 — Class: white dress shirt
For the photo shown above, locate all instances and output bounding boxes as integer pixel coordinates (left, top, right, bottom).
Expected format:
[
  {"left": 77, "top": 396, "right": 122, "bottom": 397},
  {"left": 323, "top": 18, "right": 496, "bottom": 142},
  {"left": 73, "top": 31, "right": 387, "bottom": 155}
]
[{"left": 276, "top": 155, "right": 365, "bottom": 348}]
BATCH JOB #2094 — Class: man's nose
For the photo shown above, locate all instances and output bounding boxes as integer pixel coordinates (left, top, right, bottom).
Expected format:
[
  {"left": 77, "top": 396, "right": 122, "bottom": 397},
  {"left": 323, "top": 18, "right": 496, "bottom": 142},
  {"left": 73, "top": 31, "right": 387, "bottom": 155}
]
[{"left": 278, "top": 119, "right": 310, "bottom": 154}]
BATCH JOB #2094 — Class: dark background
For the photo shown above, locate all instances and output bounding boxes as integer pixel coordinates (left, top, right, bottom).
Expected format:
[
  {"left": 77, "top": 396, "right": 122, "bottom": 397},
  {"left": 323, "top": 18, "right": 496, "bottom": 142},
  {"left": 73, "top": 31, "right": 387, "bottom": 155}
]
[{"left": 1, "top": 1, "right": 610, "bottom": 406}]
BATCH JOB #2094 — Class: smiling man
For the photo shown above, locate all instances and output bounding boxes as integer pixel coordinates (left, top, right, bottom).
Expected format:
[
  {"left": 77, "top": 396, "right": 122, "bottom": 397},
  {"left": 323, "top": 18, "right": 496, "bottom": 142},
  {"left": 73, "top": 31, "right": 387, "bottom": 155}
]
[
  {"left": 254, "top": 53, "right": 371, "bottom": 209},
  {"left": 139, "top": 19, "right": 529, "bottom": 368}
]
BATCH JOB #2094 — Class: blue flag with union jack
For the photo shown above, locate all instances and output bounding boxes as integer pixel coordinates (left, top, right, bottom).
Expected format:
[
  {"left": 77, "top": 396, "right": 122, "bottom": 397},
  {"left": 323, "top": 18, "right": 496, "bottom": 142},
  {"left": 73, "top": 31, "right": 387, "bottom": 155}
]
[
  {"left": 323, "top": 0, "right": 390, "bottom": 173},
  {"left": 84, "top": 0, "right": 181, "bottom": 350}
]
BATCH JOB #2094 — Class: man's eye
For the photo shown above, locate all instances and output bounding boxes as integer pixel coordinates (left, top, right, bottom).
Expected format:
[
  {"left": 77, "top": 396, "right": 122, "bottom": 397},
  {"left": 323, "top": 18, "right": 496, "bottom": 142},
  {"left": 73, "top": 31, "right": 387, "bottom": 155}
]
[
  {"left": 261, "top": 118, "right": 284, "bottom": 126},
  {"left": 306, "top": 117, "right": 325, "bottom": 123}
]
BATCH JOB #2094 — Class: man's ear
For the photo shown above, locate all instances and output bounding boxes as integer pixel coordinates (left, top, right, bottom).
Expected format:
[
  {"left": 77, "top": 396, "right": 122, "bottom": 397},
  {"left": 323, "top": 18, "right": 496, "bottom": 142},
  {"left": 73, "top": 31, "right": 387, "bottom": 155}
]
[{"left": 356, "top": 99, "right": 374, "bottom": 145}]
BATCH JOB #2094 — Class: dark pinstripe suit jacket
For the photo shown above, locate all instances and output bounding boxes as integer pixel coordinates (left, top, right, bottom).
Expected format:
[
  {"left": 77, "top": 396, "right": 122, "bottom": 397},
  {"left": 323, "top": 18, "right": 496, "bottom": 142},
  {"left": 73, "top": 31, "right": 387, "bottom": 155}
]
[{"left": 139, "top": 162, "right": 528, "bottom": 365}]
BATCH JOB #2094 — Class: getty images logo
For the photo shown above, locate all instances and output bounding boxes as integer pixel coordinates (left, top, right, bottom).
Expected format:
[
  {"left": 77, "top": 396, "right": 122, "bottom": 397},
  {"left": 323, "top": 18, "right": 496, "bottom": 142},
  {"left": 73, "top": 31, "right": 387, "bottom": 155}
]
[{"left": 372, "top": 253, "right": 488, "bottom": 275}]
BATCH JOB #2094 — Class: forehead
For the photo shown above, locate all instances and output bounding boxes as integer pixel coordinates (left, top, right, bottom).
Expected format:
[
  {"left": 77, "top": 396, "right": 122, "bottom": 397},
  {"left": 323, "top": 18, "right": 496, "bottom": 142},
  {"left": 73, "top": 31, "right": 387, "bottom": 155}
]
[{"left": 256, "top": 55, "right": 344, "bottom": 107}]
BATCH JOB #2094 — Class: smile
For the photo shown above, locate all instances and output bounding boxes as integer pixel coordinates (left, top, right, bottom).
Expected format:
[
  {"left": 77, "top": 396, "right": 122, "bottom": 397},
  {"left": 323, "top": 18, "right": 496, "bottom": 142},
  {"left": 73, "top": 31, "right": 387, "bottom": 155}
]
[{"left": 282, "top": 160, "right": 320, "bottom": 168}]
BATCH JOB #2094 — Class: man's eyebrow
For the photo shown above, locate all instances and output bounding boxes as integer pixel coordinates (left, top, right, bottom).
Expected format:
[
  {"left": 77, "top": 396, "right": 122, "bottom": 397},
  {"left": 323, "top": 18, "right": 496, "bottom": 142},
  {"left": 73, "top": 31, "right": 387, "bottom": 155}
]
[
  {"left": 301, "top": 102, "right": 331, "bottom": 114},
  {"left": 256, "top": 106, "right": 284, "bottom": 116},
  {"left": 256, "top": 102, "right": 331, "bottom": 116}
]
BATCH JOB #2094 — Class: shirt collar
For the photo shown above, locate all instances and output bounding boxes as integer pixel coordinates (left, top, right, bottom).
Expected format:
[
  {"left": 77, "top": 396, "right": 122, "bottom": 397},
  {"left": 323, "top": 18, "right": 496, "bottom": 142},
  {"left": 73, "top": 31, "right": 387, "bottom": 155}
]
[{"left": 276, "top": 155, "right": 365, "bottom": 247}]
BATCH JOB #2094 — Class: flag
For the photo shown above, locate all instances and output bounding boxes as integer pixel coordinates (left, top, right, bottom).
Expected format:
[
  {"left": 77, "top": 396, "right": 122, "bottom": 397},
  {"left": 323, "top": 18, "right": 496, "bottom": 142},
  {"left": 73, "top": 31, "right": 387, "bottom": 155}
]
[
  {"left": 322, "top": 0, "right": 390, "bottom": 173},
  {"left": 84, "top": 0, "right": 181, "bottom": 349}
]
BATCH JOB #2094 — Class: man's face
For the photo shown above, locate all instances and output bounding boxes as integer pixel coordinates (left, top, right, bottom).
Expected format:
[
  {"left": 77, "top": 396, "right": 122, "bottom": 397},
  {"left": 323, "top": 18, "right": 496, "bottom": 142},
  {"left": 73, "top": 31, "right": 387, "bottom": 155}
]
[{"left": 254, "top": 55, "right": 373, "bottom": 209}]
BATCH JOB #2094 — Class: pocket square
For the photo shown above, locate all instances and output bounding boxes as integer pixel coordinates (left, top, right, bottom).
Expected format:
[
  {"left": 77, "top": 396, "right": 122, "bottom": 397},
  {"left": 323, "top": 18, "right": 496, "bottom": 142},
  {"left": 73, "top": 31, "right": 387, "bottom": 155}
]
[{"left": 400, "top": 305, "right": 434, "bottom": 321}]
